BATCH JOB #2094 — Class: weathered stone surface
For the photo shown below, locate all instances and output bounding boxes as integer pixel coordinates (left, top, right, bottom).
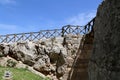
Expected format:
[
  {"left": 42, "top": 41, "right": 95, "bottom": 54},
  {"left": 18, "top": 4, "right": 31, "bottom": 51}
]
[
  {"left": 0, "top": 35, "right": 82, "bottom": 80},
  {"left": 0, "top": 56, "right": 17, "bottom": 67},
  {"left": 33, "top": 55, "right": 53, "bottom": 75},
  {"left": 63, "top": 34, "right": 82, "bottom": 58},
  {"left": 0, "top": 44, "right": 9, "bottom": 57},
  {"left": 68, "top": 33, "right": 94, "bottom": 80},
  {"left": 89, "top": 0, "right": 120, "bottom": 80},
  {"left": 9, "top": 42, "right": 37, "bottom": 66},
  {"left": 15, "top": 61, "right": 27, "bottom": 69}
]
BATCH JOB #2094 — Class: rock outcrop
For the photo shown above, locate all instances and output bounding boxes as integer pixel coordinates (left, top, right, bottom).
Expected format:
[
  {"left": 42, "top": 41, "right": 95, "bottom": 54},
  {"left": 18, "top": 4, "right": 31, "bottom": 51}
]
[
  {"left": 0, "top": 35, "right": 82, "bottom": 80},
  {"left": 89, "top": 0, "right": 120, "bottom": 80}
]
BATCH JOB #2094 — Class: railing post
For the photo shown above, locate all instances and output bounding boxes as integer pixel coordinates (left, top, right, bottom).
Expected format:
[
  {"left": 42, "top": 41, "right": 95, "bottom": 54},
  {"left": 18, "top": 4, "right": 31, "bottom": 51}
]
[
  {"left": 61, "top": 27, "right": 65, "bottom": 37},
  {"left": 76, "top": 26, "right": 79, "bottom": 35},
  {"left": 88, "top": 23, "right": 90, "bottom": 32},
  {"left": 6, "top": 35, "right": 9, "bottom": 43},
  {"left": 84, "top": 25, "right": 87, "bottom": 34},
  {"left": 30, "top": 32, "right": 33, "bottom": 41},
  {"left": 14, "top": 34, "right": 16, "bottom": 42},
  {"left": 68, "top": 25, "right": 71, "bottom": 34},
  {"left": 91, "top": 18, "right": 95, "bottom": 32}
]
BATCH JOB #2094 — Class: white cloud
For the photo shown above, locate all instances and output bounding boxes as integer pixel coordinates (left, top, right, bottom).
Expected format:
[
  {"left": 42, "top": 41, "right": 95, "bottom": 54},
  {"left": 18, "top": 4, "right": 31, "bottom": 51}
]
[
  {"left": 0, "top": 0, "right": 16, "bottom": 5},
  {"left": 66, "top": 10, "right": 96, "bottom": 26}
]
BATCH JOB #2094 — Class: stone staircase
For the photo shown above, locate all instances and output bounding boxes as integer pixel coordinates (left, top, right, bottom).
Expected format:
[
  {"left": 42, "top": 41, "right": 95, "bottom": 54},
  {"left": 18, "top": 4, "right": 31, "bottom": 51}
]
[{"left": 67, "top": 31, "right": 94, "bottom": 80}]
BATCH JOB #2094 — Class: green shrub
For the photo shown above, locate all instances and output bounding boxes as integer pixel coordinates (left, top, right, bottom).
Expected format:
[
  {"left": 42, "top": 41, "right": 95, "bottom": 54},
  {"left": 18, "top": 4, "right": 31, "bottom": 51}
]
[{"left": 7, "top": 59, "right": 17, "bottom": 67}]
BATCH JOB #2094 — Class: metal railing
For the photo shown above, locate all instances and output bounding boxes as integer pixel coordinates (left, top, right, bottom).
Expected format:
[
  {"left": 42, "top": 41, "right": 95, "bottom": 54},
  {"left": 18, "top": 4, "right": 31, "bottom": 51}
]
[{"left": 0, "top": 17, "right": 95, "bottom": 43}]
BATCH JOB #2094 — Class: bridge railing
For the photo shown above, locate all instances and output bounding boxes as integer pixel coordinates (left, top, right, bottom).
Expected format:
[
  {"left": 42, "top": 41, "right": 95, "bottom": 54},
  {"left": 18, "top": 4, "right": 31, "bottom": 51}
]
[
  {"left": 0, "top": 17, "right": 95, "bottom": 43},
  {"left": 0, "top": 29, "right": 62, "bottom": 43},
  {"left": 61, "top": 17, "right": 95, "bottom": 36}
]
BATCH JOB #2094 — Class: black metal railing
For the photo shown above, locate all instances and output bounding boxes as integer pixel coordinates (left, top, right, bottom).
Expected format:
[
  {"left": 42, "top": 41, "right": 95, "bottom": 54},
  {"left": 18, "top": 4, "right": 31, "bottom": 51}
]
[{"left": 0, "top": 17, "right": 95, "bottom": 43}]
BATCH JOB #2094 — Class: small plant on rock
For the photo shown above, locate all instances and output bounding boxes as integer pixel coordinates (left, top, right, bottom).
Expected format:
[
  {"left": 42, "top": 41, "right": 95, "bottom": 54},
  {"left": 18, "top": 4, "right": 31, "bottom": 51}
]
[{"left": 7, "top": 59, "right": 17, "bottom": 67}]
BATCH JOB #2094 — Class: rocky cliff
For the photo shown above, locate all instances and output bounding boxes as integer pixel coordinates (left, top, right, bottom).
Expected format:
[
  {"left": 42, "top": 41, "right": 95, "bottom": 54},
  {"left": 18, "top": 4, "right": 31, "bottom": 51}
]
[
  {"left": 0, "top": 35, "right": 82, "bottom": 80},
  {"left": 89, "top": 0, "right": 120, "bottom": 80}
]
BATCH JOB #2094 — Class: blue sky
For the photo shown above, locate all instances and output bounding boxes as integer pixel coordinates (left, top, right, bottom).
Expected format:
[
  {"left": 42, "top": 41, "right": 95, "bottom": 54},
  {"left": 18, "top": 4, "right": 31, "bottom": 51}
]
[{"left": 0, "top": 0, "right": 102, "bottom": 35}]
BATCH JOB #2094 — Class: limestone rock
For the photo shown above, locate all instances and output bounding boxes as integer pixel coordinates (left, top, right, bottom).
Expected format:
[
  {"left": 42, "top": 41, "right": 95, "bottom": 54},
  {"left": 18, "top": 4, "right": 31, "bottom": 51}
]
[
  {"left": 89, "top": 0, "right": 120, "bottom": 80},
  {"left": 15, "top": 61, "right": 27, "bottom": 69},
  {"left": 0, "top": 44, "right": 9, "bottom": 57},
  {"left": 0, "top": 56, "right": 17, "bottom": 67},
  {"left": 0, "top": 35, "right": 82, "bottom": 80},
  {"left": 9, "top": 42, "right": 37, "bottom": 66},
  {"left": 33, "top": 55, "right": 52, "bottom": 74}
]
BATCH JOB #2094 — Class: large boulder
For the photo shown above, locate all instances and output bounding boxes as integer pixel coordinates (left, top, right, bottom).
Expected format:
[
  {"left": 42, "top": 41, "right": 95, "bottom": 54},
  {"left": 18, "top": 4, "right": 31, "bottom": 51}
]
[
  {"left": 33, "top": 54, "right": 54, "bottom": 74},
  {"left": 8, "top": 41, "right": 38, "bottom": 66}
]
